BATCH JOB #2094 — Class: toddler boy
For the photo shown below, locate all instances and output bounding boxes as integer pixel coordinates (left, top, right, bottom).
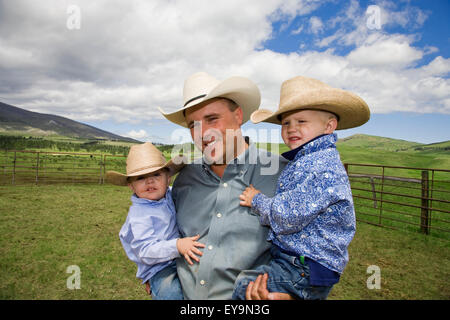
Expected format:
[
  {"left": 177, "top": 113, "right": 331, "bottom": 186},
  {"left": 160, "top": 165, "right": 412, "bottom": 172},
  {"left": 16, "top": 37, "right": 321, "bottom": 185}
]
[
  {"left": 233, "top": 76, "right": 370, "bottom": 300},
  {"left": 107, "top": 142, "right": 204, "bottom": 300}
]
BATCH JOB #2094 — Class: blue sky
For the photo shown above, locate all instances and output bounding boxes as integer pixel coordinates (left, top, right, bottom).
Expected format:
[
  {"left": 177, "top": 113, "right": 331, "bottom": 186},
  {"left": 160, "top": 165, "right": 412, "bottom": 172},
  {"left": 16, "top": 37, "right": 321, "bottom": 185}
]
[{"left": 0, "top": 0, "right": 449, "bottom": 144}]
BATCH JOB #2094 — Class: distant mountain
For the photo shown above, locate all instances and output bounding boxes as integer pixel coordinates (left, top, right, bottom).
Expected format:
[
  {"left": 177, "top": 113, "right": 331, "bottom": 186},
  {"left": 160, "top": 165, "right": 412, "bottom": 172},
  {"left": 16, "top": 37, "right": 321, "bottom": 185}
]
[{"left": 0, "top": 101, "right": 139, "bottom": 142}]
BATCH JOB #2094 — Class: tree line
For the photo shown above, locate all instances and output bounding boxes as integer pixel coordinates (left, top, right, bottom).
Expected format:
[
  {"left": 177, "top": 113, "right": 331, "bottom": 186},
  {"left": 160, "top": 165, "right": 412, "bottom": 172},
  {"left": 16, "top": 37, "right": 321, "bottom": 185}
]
[{"left": 0, "top": 135, "right": 130, "bottom": 155}]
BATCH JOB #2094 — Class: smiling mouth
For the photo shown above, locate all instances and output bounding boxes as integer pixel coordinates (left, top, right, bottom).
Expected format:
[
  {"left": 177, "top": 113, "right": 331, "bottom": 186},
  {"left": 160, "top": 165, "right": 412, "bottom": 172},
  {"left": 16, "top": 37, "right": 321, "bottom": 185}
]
[
  {"left": 203, "top": 139, "right": 217, "bottom": 149},
  {"left": 288, "top": 137, "right": 301, "bottom": 142}
]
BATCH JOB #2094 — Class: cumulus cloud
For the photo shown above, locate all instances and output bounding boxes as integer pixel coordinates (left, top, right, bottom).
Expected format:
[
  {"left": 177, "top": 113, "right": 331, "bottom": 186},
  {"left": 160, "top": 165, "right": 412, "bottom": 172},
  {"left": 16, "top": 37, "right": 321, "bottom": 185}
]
[
  {"left": 0, "top": 0, "right": 448, "bottom": 131},
  {"left": 126, "top": 129, "right": 148, "bottom": 140}
]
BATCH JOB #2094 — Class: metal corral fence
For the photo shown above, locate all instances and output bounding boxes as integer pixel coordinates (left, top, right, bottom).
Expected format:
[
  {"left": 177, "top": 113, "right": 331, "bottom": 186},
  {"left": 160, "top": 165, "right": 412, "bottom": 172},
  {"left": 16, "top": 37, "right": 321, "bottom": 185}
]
[
  {"left": 1, "top": 150, "right": 449, "bottom": 238},
  {"left": 0, "top": 149, "right": 126, "bottom": 185},
  {"left": 345, "top": 163, "right": 450, "bottom": 239}
]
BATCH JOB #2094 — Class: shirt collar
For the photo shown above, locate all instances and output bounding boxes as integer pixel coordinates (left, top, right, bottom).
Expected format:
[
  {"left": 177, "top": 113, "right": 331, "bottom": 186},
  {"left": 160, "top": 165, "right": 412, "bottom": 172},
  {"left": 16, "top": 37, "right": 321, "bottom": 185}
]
[{"left": 281, "top": 133, "right": 337, "bottom": 161}]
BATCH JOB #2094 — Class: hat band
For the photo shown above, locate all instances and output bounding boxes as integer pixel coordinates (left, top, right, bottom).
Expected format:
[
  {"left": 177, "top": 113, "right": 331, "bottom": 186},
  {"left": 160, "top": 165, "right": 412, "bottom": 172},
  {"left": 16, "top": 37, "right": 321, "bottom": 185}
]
[
  {"left": 184, "top": 94, "right": 207, "bottom": 107},
  {"left": 127, "top": 163, "right": 165, "bottom": 175}
]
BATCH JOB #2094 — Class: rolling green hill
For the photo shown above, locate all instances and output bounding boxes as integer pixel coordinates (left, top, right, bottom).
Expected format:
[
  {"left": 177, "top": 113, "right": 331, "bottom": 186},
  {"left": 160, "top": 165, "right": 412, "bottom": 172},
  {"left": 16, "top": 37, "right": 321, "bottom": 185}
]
[
  {"left": 337, "top": 134, "right": 422, "bottom": 152},
  {"left": 256, "top": 134, "right": 450, "bottom": 170}
]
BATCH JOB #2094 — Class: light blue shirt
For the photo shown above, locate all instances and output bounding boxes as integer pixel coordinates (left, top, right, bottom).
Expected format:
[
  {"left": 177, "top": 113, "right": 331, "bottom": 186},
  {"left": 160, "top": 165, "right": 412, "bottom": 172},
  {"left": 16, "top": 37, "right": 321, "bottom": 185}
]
[
  {"left": 172, "top": 141, "right": 287, "bottom": 299},
  {"left": 119, "top": 188, "right": 180, "bottom": 284}
]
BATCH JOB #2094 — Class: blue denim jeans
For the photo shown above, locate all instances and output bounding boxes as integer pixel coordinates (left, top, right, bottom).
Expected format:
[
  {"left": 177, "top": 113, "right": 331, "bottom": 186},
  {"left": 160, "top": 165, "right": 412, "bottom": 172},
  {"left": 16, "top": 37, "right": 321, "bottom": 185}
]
[
  {"left": 232, "top": 246, "right": 333, "bottom": 300},
  {"left": 149, "top": 261, "right": 184, "bottom": 300}
]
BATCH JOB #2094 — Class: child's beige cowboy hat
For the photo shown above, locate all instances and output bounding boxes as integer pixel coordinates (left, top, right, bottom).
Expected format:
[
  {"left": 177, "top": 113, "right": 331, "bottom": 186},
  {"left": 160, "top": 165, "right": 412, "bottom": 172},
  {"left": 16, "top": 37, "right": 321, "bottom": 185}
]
[
  {"left": 106, "top": 142, "right": 186, "bottom": 186},
  {"left": 158, "top": 72, "right": 261, "bottom": 127},
  {"left": 251, "top": 76, "right": 370, "bottom": 130}
]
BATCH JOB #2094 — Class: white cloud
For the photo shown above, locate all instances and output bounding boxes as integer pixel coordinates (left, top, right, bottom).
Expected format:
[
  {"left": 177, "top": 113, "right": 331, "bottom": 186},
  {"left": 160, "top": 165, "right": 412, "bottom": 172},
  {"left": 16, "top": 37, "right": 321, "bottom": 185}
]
[
  {"left": 291, "top": 25, "right": 304, "bottom": 35},
  {"left": 309, "top": 16, "right": 324, "bottom": 35},
  {"left": 126, "top": 129, "right": 148, "bottom": 140},
  {"left": 347, "top": 34, "right": 423, "bottom": 69},
  {"left": 0, "top": 0, "right": 448, "bottom": 136}
]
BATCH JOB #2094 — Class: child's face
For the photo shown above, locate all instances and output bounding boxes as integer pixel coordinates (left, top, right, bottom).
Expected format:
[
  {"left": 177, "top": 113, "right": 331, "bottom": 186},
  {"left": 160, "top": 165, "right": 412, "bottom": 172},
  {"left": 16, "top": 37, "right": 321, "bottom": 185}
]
[
  {"left": 281, "top": 109, "right": 337, "bottom": 150},
  {"left": 128, "top": 169, "right": 170, "bottom": 201}
]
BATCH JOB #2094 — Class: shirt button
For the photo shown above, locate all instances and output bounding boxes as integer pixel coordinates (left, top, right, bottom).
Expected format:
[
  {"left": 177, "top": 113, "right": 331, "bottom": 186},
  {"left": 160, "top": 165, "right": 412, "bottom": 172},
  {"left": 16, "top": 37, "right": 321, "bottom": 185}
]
[
  {"left": 200, "top": 280, "right": 206, "bottom": 286},
  {"left": 223, "top": 182, "right": 228, "bottom": 187},
  {"left": 216, "top": 213, "right": 222, "bottom": 218},
  {"left": 208, "top": 245, "right": 213, "bottom": 250}
]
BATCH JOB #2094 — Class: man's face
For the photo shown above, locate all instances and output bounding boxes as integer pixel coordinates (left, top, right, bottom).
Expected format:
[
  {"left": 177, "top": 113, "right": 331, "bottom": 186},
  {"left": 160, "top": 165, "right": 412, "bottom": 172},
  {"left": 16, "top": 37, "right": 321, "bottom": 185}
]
[{"left": 185, "top": 98, "right": 244, "bottom": 165}]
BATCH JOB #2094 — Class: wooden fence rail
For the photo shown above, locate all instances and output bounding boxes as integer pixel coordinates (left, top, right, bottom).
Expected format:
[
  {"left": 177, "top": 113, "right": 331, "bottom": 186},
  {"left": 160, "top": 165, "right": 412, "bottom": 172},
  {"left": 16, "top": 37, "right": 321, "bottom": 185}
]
[{"left": 1, "top": 150, "right": 449, "bottom": 238}]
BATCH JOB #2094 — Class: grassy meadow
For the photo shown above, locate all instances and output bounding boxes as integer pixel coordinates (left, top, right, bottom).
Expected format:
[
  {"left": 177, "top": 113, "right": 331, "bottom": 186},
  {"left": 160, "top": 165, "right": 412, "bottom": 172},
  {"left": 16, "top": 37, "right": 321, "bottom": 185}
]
[
  {"left": 0, "top": 184, "right": 449, "bottom": 300},
  {"left": 0, "top": 133, "right": 449, "bottom": 300}
]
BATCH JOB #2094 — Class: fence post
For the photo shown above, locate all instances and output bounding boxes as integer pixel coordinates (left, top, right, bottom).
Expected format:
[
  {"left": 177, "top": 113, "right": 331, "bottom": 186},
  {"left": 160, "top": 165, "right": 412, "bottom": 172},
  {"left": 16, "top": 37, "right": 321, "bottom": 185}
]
[
  {"left": 102, "top": 155, "right": 107, "bottom": 184},
  {"left": 35, "top": 152, "right": 40, "bottom": 185},
  {"left": 420, "top": 170, "right": 430, "bottom": 235},
  {"left": 378, "top": 166, "right": 385, "bottom": 225},
  {"left": 12, "top": 151, "right": 16, "bottom": 185}
]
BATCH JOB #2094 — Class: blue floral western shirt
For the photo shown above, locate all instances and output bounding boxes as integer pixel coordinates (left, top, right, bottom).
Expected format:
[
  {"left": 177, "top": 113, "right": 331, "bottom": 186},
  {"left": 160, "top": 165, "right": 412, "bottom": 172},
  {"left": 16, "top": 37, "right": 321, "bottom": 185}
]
[{"left": 252, "top": 133, "right": 356, "bottom": 274}]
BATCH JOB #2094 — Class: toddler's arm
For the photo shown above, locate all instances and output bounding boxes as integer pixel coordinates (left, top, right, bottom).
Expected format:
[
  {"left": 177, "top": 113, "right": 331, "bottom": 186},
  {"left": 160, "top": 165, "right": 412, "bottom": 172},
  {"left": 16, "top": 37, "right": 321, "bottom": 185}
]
[
  {"left": 177, "top": 234, "right": 205, "bottom": 265},
  {"left": 254, "top": 171, "right": 352, "bottom": 235}
]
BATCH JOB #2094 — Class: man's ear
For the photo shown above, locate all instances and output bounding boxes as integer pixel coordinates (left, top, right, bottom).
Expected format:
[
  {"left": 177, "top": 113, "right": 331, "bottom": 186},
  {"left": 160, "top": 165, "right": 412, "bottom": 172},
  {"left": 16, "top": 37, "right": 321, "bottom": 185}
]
[
  {"left": 234, "top": 106, "right": 244, "bottom": 126},
  {"left": 325, "top": 118, "right": 338, "bottom": 134}
]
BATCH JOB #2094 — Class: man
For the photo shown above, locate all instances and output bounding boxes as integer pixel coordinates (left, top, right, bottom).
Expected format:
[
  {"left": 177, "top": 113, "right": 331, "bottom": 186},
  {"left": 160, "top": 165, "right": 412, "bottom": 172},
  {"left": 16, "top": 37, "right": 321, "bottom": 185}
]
[{"left": 158, "top": 72, "right": 290, "bottom": 299}]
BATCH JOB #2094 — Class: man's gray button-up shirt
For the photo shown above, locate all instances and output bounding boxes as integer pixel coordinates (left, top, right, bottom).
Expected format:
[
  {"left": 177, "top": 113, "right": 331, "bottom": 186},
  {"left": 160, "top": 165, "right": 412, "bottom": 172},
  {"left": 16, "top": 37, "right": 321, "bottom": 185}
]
[{"left": 172, "top": 142, "right": 287, "bottom": 299}]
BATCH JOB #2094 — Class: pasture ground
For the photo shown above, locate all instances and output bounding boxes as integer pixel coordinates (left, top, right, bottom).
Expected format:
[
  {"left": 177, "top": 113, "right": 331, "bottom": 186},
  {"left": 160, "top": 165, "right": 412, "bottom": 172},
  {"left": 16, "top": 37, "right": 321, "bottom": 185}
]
[{"left": 0, "top": 184, "right": 449, "bottom": 300}]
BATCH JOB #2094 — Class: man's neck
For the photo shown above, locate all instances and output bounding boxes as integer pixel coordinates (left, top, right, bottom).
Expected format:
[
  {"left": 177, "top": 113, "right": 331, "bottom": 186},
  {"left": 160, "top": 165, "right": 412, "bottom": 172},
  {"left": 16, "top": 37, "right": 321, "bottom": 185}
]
[{"left": 211, "top": 136, "right": 249, "bottom": 178}]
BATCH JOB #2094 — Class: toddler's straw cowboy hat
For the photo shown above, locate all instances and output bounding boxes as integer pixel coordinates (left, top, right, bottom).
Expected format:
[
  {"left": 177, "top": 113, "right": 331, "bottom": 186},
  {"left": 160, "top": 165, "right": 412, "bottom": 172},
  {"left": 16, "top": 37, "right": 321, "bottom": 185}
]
[
  {"left": 158, "top": 72, "right": 261, "bottom": 127},
  {"left": 106, "top": 142, "right": 185, "bottom": 186},
  {"left": 251, "top": 76, "right": 370, "bottom": 130}
]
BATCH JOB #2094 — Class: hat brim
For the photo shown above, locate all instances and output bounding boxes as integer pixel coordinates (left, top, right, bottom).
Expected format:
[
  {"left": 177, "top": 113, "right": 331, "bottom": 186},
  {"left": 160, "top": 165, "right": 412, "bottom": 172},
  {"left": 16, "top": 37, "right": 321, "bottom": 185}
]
[
  {"left": 106, "top": 155, "right": 186, "bottom": 186},
  {"left": 251, "top": 88, "right": 370, "bottom": 130},
  {"left": 159, "top": 76, "right": 261, "bottom": 127}
]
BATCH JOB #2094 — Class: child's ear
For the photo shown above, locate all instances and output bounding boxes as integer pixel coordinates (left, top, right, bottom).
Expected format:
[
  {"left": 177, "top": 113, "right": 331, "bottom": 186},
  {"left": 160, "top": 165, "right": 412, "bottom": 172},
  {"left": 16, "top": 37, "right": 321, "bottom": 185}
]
[
  {"left": 325, "top": 118, "right": 338, "bottom": 134},
  {"left": 128, "top": 183, "right": 134, "bottom": 192}
]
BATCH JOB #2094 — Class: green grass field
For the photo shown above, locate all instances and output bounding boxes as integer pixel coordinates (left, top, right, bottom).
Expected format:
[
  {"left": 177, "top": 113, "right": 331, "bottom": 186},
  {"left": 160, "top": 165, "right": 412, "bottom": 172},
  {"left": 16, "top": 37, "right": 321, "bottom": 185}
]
[{"left": 0, "top": 184, "right": 449, "bottom": 300}]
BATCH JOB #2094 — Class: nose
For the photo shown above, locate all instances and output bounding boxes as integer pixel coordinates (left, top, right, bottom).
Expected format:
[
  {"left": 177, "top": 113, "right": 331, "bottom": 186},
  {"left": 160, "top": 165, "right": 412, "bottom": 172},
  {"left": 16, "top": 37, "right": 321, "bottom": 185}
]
[
  {"left": 287, "top": 122, "right": 297, "bottom": 132},
  {"left": 144, "top": 176, "right": 157, "bottom": 184}
]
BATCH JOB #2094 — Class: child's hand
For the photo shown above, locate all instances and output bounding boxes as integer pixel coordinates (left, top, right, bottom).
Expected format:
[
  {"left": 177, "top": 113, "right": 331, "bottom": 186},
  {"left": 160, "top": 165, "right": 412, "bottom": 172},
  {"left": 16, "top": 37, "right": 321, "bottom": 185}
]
[
  {"left": 239, "top": 184, "right": 261, "bottom": 207},
  {"left": 176, "top": 234, "right": 205, "bottom": 265}
]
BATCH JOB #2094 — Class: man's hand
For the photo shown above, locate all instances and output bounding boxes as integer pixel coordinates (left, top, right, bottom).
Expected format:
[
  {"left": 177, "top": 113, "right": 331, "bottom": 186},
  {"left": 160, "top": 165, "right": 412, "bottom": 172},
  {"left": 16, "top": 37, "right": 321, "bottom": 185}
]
[
  {"left": 239, "top": 184, "right": 261, "bottom": 207},
  {"left": 145, "top": 281, "right": 151, "bottom": 295},
  {"left": 176, "top": 234, "right": 205, "bottom": 265},
  {"left": 245, "top": 273, "right": 295, "bottom": 300}
]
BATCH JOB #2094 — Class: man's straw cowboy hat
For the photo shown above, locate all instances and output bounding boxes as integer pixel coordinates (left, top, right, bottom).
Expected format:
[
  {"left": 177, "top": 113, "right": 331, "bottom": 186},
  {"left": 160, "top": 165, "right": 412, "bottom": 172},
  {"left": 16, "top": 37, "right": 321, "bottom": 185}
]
[
  {"left": 106, "top": 142, "right": 185, "bottom": 186},
  {"left": 251, "top": 76, "right": 370, "bottom": 130},
  {"left": 158, "top": 72, "right": 261, "bottom": 127}
]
